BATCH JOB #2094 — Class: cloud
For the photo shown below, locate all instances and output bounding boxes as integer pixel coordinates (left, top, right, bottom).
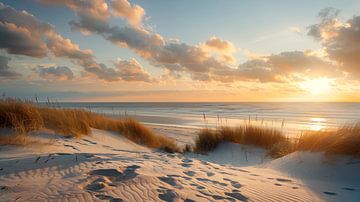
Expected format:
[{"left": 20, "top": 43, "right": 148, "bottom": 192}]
[
  {"left": 0, "top": 55, "right": 21, "bottom": 78},
  {"left": 212, "top": 51, "right": 338, "bottom": 83},
  {"left": 205, "top": 36, "right": 235, "bottom": 52},
  {"left": 289, "top": 26, "right": 301, "bottom": 33},
  {"left": 40, "top": 0, "right": 146, "bottom": 33},
  {"left": 0, "top": 3, "right": 92, "bottom": 60},
  {"left": 37, "top": 0, "right": 237, "bottom": 80},
  {"left": 308, "top": 8, "right": 342, "bottom": 41},
  {"left": 308, "top": 8, "right": 360, "bottom": 77},
  {"left": 33, "top": 65, "right": 74, "bottom": 81},
  {"left": 202, "top": 36, "right": 237, "bottom": 64},
  {"left": 111, "top": 0, "right": 145, "bottom": 28},
  {"left": 0, "top": 2, "right": 154, "bottom": 82},
  {"left": 39, "top": 0, "right": 111, "bottom": 35},
  {"left": 35, "top": 1, "right": 343, "bottom": 83},
  {"left": 115, "top": 58, "right": 152, "bottom": 82},
  {"left": 0, "top": 3, "right": 51, "bottom": 57}
]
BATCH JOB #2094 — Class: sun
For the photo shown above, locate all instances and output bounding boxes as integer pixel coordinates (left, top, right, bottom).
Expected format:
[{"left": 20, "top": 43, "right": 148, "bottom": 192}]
[{"left": 299, "top": 78, "right": 333, "bottom": 94}]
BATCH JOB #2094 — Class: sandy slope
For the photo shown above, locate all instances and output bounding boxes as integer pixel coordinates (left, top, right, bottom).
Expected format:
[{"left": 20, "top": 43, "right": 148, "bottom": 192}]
[{"left": 0, "top": 127, "right": 357, "bottom": 201}]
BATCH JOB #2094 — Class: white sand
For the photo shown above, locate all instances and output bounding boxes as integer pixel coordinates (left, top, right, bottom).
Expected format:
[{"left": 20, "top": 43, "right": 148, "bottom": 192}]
[{"left": 0, "top": 126, "right": 358, "bottom": 201}]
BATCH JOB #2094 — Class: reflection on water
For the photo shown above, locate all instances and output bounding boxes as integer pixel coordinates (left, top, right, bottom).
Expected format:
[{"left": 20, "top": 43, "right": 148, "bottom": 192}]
[
  {"left": 308, "top": 117, "right": 326, "bottom": 131},
  {"left": 49, "top": 102, "right": 360, "bottom": 137}
]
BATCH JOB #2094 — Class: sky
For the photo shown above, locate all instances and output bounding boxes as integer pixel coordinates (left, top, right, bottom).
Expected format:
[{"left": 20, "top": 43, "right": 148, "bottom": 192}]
[{"left": 1, "top": 0, "right": 360, "bottom": 102}]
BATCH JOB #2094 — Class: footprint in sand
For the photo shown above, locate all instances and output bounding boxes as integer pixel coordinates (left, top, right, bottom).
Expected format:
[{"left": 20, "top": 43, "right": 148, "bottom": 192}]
[
  {"left": 90, "top": 165, "right": 140, "bottom": 182},
  {"left": 158, "top": 176, "right": 183, "bottom": 189},
  {"left": 323, "top": 191, "right": 338, "bottom": 196},
  {"left": 158, "top": 189, "right": 179, "bottom": 202},
  {"left": 342, "top": 187, "right": 356, "bottom": 191},
  {"left": 184, "top": 171, "right": 195, "bottom": 177},
  {"left": 180, "top": 163, "right": 192, "bottom": 168},
  {"left": 274, "top": 183, "right": 282, "bottom": 186},
  {"left": 85, "top": 181, "right": 107, "bottom": 191},
  {"left": 225, "top": 192, "right": 249, "bottom": 201},
  {"left": 206, "top": 172, "right": 215, "bottom": 177},
  {"left": 276, "top": 178, "right": 292, "bottom": 182},
  {"left": 224, "top": 178, "right": 242, "bottom": 188}
]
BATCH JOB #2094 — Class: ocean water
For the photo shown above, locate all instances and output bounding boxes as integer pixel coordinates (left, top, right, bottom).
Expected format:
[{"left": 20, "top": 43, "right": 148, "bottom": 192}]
[{"left": 52, "top": 102, "right": 360, "bottom": 137}]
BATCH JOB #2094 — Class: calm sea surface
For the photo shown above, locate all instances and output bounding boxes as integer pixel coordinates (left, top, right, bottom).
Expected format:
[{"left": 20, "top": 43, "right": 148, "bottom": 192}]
[{"left": 51, "top": 102, "right": 360, "bottom": 137}]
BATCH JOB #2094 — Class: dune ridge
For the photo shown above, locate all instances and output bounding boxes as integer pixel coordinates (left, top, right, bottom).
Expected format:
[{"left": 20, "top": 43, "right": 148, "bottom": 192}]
[{"left": 0, "top": 129, "right": 323, "bottom": 201}]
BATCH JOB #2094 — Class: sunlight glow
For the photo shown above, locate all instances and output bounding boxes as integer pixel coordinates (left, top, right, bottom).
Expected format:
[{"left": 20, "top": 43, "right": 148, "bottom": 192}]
[
  {"left": 309, "top": 117, "right": 326, "bottom": 131},
  {"left": 299, "top": 78, "right": 332, "bottom": 94}
]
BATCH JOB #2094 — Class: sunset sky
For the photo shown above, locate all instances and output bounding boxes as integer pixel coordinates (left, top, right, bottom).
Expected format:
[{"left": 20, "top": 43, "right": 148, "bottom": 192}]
[{"left": 1, "top": 0, "right": 360, "bottom": 102}]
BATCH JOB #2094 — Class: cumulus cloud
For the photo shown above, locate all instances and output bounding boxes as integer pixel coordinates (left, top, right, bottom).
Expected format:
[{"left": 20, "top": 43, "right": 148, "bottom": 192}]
[
  {"left": 111, "top": 0, "right": 145, "bottom": 28},
  {"left": 39, "top": 0, "right": 111, "bottom": 35},
  {"left": 207, "top": 51, "right": 338, "bottom": 83},
  {"left": 33, "top": 65, "right": 74, "bottom": 81},
  {"left": 308, "top": 8, "right": 360, "bottom": 77},
  {"left": 0, "top": 55, "right": 21, "bottom": 78},
  {"left": 115, "top": 58, "right": 152, "bottom": 82},
  {"left": 202, "top": 36, "right": 237, "bottom": 64},
  {"left": 0, "top": 2, "right": 153, "bottom": 82},
  {"left": 37, "top": 0, "right": 237, "bottom": 80},
  {"left": 205, "top": 37, "right": 235, "bottom": 52},
  {"left": 0, "top": 3, "right": 51, "bottom": 57},
  {"left": 35, "top": 1, "right": 343, "bottom": 83},
  {"left": 0, "top": 3, "right": 92, "bottom": 60}
]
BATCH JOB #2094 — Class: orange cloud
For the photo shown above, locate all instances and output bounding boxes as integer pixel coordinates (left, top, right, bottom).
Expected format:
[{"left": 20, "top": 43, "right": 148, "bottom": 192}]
[{"left": 111, "top": 0, "right": 145, "bottom": 28}]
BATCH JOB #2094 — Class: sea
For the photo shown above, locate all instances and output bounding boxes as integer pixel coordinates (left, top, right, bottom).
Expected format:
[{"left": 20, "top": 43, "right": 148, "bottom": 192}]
[{"left": 51, "top": 102, "right": 360, "bottom": 137}]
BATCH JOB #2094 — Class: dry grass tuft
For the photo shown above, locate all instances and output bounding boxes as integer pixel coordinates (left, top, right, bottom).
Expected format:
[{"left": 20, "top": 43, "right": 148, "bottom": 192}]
[
  {"left": 86, "top": 116, "right": 180, "bottom": 152},
  {"left": 0, "top": 100, "right": 43, "bottom": 134},
  {"left": 0, "top": 99, "right": 179, "bottom": 152},
  {"left": 295, "top": 124, "right": 360, "bottom": 156},
  {"left": 195, "top": 125, "right": 290, "bottom": 157}
]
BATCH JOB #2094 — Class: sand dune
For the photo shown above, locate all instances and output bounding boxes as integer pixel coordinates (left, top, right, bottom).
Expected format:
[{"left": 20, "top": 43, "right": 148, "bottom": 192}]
[{"left": 0, "top": 127, "right": 358, "bottom": 201}]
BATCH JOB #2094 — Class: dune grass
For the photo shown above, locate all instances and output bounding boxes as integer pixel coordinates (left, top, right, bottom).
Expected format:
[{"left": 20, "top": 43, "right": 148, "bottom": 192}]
[
  {"left": 0, "top": 99, "right": 180, "bottom": 152},
  {"left": 296, "top": 124, "right": 360, "bottom": 156},
  {"left": 194, "top": 125, "right": 291, "bottom": 157},
  {"left": 195, "top": 123, "right": 360, "bottom": 158}
]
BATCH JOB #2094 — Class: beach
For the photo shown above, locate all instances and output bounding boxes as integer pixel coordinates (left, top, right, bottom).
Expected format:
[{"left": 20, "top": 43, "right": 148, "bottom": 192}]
[{"left": 0, "top": 123, "right": 359, "bottom": 201}]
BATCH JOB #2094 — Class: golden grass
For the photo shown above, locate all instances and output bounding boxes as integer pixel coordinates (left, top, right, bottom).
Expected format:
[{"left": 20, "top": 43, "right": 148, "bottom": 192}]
[
  {"left": 0, "top": 99, "right": 179, "bottom": 152},
  {"left": 39, "top": 108, "right": 91, "bottom": 138},
  {"left": 296, "top": 124, "right": 360, "bottom": 156},
  {"left": 195, "top": 125, "right": 290, "bottom": 157},
  {"left": 85, "top": 115, "right": 180, "bottom": 152},
  {"left": 195, "top": 123, "right": 360, "bottom": 158},
  {"left": 0, "top": 101, "right": 43, "bottom": 134}
]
